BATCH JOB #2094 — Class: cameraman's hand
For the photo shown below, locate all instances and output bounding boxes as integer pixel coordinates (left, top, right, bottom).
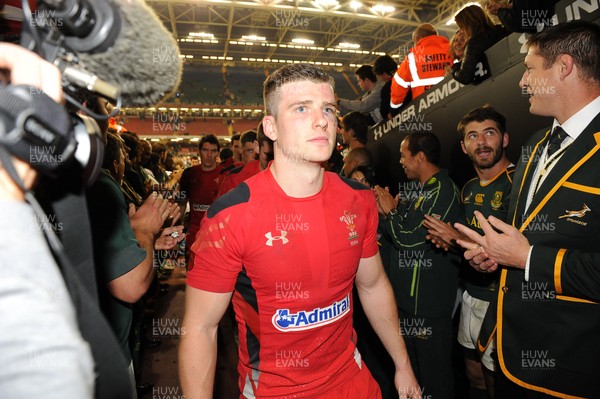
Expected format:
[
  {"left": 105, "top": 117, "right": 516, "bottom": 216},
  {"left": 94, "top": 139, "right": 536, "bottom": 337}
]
[
  {"left": 0, "top": 43, "right": 63, "bottom": 104},
  {"left": 128, "top": 192, "right": 172, "bottom": 237},
  {"left": 0, "top": 43, "right": 64, "bottom": 200}
]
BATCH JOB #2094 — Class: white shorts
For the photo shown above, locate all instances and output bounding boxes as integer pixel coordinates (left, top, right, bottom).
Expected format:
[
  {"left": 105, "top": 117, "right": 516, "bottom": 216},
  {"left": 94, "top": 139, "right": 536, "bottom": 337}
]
[{"left": 457, "top": 290, "right": 496, "bottom": 371}]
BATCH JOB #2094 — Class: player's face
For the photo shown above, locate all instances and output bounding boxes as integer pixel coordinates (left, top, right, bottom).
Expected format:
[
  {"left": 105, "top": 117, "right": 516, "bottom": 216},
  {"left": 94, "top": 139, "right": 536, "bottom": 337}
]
[
  {"left": 259, "top": 140, "right": 273, "bottom": 170},
  {"left": 266, "top": 80, "right": 337, "bottom": 165},
  {"left": 341, "top": 124, "right": 353, "bottom": 145},
  {"left": 461, "top": 119, "right": 507, "bottom": 169},
  {"left": 242, "top": 141, "right": 257, "bottom": 163},
  {"left": 356, "top": 76, "right": 366, "bottom": 91},
  {"left": 200, "top": 143, "right": 219, "bottom": 170},
  {"left": 399, "top": 138, "right": 419, "bottom": 181},
  {"left": 452, "top": 30, "right": 466, "bottom": 59},
  {"left": 520, "top": 46, "right": 561, "bottom": 117},
  {"left": 232, "top": 139, "right": 242, "bottom": 161}
]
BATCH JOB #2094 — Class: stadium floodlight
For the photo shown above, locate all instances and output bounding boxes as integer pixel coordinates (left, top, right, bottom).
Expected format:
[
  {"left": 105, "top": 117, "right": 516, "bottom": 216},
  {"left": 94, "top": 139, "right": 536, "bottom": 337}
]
[
  {"left": 242, "top": 35, "right": 266, "bottom": 41},
  {"left": 292, "top": 38, "right": 315, "bottom": 45},
  {"left": 371, "top": 4, "right": 395, "bottom": 14},
  {"left": 189, "top": 32, "right": 215, "bottom": 38},
  {"left": 349, "top": 1, "right": 362, "bottom": 10}
]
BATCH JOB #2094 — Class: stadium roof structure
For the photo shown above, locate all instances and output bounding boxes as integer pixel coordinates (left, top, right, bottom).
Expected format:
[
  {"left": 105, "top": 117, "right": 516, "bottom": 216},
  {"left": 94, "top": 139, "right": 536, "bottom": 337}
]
[{"left": 146, "top": 0, "right": 476, "bottom": 70}]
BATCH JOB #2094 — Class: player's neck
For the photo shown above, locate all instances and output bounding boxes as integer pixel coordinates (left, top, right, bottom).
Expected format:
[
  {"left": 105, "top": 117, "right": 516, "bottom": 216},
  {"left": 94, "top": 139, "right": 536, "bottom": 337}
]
[
  {"left": 269, "top": 160, "right": 324, "bottom": 198},
  {"left": 417, "top": 164, "right": 440, "bottom": 185},
  {"left": 476, "top": 156, "right": 511, "bottom": 183},
  {"left": 554, "top": 83, "right": 600, "bottom": 125},
  {"left": 201, "top": 164, "right": 217, "bottom": 172}
]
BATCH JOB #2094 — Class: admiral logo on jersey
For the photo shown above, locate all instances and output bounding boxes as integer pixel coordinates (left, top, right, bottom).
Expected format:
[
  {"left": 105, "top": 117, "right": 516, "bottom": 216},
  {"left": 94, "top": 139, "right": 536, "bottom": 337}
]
[{"left": 272, "top": 294, "right": 350, "bottom": 332}]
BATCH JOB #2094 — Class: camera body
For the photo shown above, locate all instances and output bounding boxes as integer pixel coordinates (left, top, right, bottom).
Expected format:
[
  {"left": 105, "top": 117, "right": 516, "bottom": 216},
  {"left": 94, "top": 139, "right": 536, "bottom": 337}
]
[{"left": 0, "top": 0, "right": 119, "bottom": 185}]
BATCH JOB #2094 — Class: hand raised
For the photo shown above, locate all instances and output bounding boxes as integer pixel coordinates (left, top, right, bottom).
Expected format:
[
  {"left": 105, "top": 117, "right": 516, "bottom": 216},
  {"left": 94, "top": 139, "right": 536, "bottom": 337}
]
[{"left": 129, "top": 192, "right": 171, "bottom": 237}]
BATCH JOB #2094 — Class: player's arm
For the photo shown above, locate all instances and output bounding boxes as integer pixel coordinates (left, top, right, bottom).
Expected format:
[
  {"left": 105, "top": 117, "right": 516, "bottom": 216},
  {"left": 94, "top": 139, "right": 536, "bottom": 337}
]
[
  {"left": 397, "top": 179, "right": 461, "bottom": 248},
  {"left": 179, "top": 286, "right": 233, "bottom": 399},
  {"left": 108, "top": 193, "right": 172, "bottom": 303},
  {"left": 178, "top": 168, "right": 191, "bottom": 226},
  {"left": 355, "top": 253, "right": 421, "bottom": 399},
  {"left": 338, "top": 85, "right": 380, "bottom": 114}
]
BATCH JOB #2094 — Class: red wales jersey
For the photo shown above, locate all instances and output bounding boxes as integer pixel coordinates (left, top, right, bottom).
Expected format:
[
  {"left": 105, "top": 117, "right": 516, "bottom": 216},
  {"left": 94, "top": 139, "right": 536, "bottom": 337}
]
[
  {"left": 218, "top": 160, "right": 261, "bottom": 197},
  {"left": 188, "top": 168, "right": 379, "bottom": 398},
  {"left": 179, "top": 164, "right": 223, "bottom": 231}
]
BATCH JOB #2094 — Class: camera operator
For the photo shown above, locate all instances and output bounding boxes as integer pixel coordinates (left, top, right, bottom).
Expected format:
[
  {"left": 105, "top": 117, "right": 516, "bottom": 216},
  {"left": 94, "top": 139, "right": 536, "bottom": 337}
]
[{"left": 0, "top": 42, "right": 95, "bottom": 398}]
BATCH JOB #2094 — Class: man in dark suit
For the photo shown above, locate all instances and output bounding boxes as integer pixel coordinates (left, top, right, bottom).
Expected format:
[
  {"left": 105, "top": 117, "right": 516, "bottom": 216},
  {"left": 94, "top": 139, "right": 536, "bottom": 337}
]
[{"left": 455, "top": 20, "right": 600, "bottom": 398}]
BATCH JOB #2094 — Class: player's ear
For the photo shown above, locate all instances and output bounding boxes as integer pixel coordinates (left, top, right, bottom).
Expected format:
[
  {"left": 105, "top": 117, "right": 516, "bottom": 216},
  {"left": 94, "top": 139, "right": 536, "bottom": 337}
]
[
  {"left": 502, "top": 132, "right": 509, "bottom": 148},
  {"left": 263, "top": 116, "right": 277, "bottom": 142},
  {"left": 460, "top": 141, "right": 467, "bottom": 155},
  {"left": 557, "top": 53, "right": 575, "bottom": 81}
]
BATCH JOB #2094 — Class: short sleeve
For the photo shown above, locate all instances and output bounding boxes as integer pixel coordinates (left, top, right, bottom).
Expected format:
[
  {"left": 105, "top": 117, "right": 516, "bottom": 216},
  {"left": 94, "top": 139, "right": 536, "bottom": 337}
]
[
  {"left": 179, "top": 168, "right": 190, "bottom": 198},
  {"left": 361, "top": 191, "right": 380, "bottom": 259},
  {"left": 187, "top": 187, "right": 249, "bottom": 292},
  {"left": 87, "top": 172, "right": 147, "bottom": 282}
]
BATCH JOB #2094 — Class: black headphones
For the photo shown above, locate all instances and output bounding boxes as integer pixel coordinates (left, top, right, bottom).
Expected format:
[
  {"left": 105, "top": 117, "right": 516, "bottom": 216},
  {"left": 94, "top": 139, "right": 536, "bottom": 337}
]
[{"left": 0, "top": 83, "right": 104, "bottom": 186}]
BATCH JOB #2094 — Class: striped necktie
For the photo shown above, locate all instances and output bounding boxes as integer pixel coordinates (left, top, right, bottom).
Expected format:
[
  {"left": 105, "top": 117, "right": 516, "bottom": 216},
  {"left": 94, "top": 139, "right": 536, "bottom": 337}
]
[{"left": 547, "top": 126, "right": 567, "bottom": 156}]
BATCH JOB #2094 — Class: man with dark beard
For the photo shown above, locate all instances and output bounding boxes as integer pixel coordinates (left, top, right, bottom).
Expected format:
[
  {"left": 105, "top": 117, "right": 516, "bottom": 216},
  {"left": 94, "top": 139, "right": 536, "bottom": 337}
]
[{"left": 424, "top": 105, "right": 513, "bottom": 399}]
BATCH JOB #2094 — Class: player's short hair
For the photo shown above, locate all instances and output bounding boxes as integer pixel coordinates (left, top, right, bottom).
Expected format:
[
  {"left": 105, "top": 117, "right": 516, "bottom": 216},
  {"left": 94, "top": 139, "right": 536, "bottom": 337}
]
[
  {"left": 240, "top": 130, "right": 257, "bottom": 146},
  {"left": 457, "top": 105, "right": 507, "bottom": 139},
  {"left": 373, "top": 55, "right": 398, "bottom": 77},
  {"left": 342, "top": 112, "right": 370, "bottom": 145},
  {"left": 404, "top": 131, "right": 441, "bottom": 165},
  {"left": 355, "top": 65, "right": 377, "bottom": 83},
  {"left": 103, "top": 132, "right": 124, "bottom": 169},
  {"left": 346, "top": 147, "right": 371, "bottom": 166},
  {"left": 263, "top": 63, "right": 334, "bottom": 117},
  {"left": 527, "top": 20, "right": 600, "bottom": 84},
  {"left": 199, "top": 134, "right": 220, "bottom": 151}
]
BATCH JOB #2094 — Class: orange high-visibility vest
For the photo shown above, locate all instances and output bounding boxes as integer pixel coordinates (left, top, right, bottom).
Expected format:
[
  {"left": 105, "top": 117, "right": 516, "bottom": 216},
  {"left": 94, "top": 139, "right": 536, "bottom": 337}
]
[{"left": 390, "top": 35, "right": 452, "bottom": 109}]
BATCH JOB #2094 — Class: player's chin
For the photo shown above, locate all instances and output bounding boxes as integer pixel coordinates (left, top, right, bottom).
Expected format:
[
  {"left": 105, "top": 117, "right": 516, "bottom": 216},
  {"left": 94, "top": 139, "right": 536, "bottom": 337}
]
[
  {"left": 319, "top": 146, "right": 335, "bottom": 158},
  {"left": 306, "top": 150, "right": 333, "bottom": 164}
]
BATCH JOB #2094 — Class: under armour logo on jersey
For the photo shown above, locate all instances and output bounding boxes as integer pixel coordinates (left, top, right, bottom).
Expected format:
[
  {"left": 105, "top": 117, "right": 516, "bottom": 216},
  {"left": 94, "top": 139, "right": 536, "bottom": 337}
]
[{"left": 265, "top": 231, "right": 289, "bottom": 246}]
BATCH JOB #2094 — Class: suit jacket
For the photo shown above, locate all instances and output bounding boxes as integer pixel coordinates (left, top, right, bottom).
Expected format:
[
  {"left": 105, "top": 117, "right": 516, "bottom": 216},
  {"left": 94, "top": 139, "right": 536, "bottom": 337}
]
[{"left": 492, "top": 112, "right": 600, "bottom": 398}]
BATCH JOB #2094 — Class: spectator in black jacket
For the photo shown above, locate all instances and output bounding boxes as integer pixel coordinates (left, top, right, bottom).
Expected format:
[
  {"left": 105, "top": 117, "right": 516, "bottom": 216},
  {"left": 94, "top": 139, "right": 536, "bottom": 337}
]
[
  {"left": 452, "top": 5, "right": 509, "bottom": 85},
  {"left": 373, "top": 55, "right": 398, "bottom": 121},
  {"left": 485, "top": 0, "right": 560, "bottom": 33}
]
